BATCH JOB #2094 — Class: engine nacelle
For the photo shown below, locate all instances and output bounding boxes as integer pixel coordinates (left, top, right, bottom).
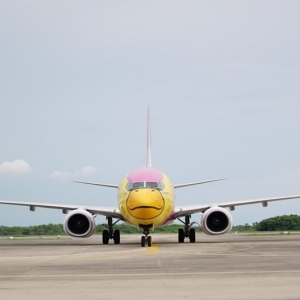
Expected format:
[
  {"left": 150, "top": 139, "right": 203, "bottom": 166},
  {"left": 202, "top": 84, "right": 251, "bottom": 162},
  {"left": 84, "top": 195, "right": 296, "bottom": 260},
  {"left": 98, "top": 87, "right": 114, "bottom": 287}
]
[
  {"left": 201, "top": 207, "right": 233, "bottom": 235},
  {"left": 63, "top": 209, "right": 96, "bottom": 238}
]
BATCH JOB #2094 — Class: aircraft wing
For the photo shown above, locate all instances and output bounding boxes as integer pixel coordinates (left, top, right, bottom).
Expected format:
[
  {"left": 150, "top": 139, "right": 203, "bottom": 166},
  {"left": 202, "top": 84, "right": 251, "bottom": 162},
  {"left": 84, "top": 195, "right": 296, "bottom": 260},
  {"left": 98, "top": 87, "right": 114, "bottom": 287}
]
[
  {"left": 0, "top": 200, "right": 123, "bottom": 219},
  {"left": 172, "top": 195, "right": 300, "bottom": 219}
]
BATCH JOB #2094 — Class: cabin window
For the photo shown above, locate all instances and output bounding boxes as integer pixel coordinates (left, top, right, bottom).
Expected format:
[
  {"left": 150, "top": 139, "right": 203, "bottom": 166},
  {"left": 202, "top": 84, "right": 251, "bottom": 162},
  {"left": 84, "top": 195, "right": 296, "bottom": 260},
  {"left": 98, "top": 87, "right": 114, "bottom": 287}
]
[{"left": 126, "top": 182, "right": 165, "bottom": 191}]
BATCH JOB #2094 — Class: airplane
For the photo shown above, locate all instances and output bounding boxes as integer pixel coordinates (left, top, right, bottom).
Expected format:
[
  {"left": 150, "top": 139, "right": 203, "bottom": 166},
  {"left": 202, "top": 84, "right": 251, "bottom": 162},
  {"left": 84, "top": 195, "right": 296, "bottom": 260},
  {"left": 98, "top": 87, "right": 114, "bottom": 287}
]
[{"left": 1, "top": 106, "right": 300, "bottom": 247}]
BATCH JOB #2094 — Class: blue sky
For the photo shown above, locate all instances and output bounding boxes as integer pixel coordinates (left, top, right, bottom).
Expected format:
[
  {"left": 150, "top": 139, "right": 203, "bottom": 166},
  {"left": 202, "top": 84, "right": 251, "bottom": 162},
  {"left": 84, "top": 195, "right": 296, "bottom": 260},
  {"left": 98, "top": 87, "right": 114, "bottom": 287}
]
[{"left": 0, "top": 1, "right": 300, "bottom": 226}]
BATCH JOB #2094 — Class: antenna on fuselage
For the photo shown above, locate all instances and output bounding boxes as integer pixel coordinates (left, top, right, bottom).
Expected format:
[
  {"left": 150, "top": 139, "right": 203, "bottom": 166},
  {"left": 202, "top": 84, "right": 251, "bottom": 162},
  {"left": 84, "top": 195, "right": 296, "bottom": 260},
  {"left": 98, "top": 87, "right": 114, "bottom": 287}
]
[{"left": 146, "top": 105, "right": 152, "bottom": 167}]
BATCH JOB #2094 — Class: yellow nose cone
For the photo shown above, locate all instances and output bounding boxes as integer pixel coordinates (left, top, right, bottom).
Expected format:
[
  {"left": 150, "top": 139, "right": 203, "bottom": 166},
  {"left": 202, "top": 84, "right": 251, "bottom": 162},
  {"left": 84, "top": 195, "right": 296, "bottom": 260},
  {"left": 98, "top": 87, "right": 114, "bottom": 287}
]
[{"left": 126, "top": 189, "right": 165, "bottom": 220}]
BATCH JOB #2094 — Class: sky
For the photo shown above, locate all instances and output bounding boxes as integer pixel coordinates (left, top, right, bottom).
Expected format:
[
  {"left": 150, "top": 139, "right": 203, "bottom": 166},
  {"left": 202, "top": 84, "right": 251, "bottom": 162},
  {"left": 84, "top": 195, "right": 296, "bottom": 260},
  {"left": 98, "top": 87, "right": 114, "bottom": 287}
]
[{"left": 0, "top": 1, "right": 300, "bottom": 227}]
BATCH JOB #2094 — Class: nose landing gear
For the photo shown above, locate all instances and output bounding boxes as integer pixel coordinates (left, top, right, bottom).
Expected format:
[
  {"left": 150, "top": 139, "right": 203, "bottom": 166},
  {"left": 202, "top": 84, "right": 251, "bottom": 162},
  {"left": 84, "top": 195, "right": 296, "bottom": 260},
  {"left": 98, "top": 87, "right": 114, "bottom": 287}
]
[
  {"left": 141, "top": 235, "right": 152, "bottom": 247},
  {"left": 140, "top": 225, "right": 153, "bottom": 247}
]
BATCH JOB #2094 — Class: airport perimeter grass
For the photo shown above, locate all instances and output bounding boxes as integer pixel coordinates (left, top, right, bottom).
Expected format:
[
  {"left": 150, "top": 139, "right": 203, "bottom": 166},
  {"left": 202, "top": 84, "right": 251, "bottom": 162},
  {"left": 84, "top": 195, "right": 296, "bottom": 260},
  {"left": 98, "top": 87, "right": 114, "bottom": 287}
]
[
  {"left": 0, "top": 224, "right": 254, "bottom": 237},
  {"left": 1, "top": 216, "right": 300, "bottom": 237}
]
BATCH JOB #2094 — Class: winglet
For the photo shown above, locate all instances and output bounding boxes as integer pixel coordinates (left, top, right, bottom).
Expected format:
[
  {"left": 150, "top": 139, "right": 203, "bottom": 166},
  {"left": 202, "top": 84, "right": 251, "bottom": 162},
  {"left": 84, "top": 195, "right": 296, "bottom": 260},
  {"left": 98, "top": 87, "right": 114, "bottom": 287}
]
[{"left": 146, "top": 105, "right": 152, "bottom": 167}]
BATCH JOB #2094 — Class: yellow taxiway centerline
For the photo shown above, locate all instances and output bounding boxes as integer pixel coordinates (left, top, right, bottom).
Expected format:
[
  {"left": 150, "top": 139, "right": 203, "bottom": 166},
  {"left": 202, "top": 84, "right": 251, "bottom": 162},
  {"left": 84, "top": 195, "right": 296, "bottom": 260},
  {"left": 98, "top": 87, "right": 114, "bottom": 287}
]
[{"left": 146, "top": 239, "right": 160, "bottom": 254}]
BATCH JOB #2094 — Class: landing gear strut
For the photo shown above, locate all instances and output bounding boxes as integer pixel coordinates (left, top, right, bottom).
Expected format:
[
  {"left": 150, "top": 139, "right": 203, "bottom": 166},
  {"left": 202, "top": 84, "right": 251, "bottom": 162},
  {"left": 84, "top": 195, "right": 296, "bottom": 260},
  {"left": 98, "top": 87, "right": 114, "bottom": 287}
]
[
  {"left": 102, "top": 217, "right": 120, "bottom": 245},
  {"left": 140, "top": 225, "right": 153, "bottom": 247},
  {"left": 178, "top": 215, "right": 196, "bottom": 243}
]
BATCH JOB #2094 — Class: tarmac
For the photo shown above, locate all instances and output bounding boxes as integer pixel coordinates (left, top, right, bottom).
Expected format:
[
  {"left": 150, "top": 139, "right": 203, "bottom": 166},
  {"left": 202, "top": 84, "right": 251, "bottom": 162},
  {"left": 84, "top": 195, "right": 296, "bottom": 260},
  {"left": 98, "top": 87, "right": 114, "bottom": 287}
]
[{"left": 1, "top": 233, "right": 300, "bottom": 300}]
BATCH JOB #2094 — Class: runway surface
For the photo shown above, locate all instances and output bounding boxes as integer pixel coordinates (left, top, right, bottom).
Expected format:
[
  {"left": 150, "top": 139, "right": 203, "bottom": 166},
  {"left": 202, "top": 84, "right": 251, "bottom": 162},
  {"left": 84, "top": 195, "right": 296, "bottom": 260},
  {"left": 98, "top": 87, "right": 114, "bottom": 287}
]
[{"left": 1, "top": 233, "right": 300, "bottom": 299}]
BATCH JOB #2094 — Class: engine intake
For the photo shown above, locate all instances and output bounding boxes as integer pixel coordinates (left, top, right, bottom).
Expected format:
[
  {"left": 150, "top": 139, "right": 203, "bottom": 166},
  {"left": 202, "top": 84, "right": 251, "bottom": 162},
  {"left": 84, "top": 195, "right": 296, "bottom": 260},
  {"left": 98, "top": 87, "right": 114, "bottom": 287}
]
[
  {"left": 201, "top": 207, "right": 232, "bottom": 235},
  {"left": 63, "top": 209, "right": 96, "bottom": 238}
]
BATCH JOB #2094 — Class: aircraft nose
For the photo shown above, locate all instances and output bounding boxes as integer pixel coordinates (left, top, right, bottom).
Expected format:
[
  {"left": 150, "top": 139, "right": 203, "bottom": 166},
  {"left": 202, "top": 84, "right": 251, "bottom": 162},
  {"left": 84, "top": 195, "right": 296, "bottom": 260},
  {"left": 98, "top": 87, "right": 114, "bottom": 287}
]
[{"left": 126, "top": 189, "right": 165, "bottom": 220}]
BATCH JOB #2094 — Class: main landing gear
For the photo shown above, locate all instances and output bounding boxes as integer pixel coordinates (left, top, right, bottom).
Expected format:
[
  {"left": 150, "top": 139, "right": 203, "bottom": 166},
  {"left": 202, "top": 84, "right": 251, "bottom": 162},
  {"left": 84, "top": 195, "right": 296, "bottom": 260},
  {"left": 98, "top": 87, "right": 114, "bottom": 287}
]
[
  {"left": 102, "top": 217, "right": 120, "bottom": 245},
  {"left": 178, "top": 215, "right": 196, "bottom": 243},
  {"left": 140, "top": 225, "right": 152, "bottom": 247}
]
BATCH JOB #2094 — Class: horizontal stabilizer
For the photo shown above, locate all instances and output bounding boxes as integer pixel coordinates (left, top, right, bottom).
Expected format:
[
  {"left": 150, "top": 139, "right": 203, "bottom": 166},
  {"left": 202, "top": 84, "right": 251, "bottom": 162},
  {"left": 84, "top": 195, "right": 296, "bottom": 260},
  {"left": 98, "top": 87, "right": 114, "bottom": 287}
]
[
  {"left": 174, "top": 178, "right": 226, "bottom": 189},
  {"left": 74, "top": 181, "right": 119, "bottom": 188}
]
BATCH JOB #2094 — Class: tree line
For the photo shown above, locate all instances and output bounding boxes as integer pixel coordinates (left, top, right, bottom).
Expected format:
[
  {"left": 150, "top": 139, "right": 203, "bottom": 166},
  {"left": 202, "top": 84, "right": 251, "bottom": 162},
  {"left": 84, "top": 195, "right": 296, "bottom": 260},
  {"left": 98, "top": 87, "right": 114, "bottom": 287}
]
[{"left": 1, "top": 215, "right": 300, "bottom": 236}]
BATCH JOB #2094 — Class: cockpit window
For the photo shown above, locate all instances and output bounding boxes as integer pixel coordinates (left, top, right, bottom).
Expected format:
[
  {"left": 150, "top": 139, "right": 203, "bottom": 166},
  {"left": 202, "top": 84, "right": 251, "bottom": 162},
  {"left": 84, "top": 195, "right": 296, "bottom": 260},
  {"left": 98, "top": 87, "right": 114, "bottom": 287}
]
[{"left": 126, "top": 182, "right": 165, "bottom": 191}]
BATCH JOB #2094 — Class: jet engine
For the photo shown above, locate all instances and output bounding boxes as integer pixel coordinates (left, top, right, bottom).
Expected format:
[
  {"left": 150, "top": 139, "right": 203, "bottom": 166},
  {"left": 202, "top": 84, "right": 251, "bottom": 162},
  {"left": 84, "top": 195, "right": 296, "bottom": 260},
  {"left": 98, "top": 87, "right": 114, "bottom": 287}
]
[
  {"left": 63, "top": 209, "right": 96, "bottom": 238},
  {"left": 201, "top": 207, "right": 232, "bottom": 235}
]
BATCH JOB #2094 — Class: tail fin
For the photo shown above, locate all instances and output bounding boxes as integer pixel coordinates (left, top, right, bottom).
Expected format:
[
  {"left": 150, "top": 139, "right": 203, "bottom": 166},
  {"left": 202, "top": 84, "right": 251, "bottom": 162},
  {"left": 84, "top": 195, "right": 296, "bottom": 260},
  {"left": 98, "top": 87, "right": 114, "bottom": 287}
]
[{"left": 146, "top": 105, "right": 152, "bottom": 167}]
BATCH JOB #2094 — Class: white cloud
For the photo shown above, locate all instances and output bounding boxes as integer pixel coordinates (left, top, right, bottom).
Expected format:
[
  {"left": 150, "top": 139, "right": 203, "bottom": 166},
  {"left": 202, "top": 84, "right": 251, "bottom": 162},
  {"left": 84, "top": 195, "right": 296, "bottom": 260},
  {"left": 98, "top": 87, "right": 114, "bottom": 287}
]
[
  {"left": 0, "top": 159, "right": 32, "bottom": 176},
  {"left": 80, "top": 166, "right": 97, "bottom": 176},
  {"left": 50, "top": 171, "right": 74, "bottom": 181},
  {"left": 50, "top": 166, "right": 96, "bottom": 181}
]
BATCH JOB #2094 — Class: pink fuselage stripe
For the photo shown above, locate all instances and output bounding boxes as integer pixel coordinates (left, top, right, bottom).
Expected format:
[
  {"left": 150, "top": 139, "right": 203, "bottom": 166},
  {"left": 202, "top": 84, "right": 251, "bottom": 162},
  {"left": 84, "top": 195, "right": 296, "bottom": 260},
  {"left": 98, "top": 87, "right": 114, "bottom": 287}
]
[{"left": 127, "top": 167, "right": 164, "bottom": 182}]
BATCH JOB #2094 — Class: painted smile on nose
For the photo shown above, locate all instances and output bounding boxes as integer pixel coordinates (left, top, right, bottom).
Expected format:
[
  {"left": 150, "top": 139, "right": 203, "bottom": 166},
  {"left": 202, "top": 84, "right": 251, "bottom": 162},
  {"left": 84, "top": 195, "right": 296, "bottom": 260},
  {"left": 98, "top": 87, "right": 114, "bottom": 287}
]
[{"left": 126, "top": 189, "right": 165, "bottom": 220}]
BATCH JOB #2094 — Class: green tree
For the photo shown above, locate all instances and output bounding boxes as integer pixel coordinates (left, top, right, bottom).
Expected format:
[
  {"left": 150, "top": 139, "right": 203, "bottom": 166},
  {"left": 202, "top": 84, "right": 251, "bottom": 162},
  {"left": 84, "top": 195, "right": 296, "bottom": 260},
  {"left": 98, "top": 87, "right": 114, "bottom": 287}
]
[{"left": 256, "top": 215, "right": 300, "bottom": 231}]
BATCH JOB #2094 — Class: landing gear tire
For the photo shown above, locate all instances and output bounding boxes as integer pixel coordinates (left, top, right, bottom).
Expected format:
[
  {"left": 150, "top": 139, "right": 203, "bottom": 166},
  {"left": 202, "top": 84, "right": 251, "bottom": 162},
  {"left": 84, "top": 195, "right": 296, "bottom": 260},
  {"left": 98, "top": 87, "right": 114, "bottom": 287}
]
[
  {"left": 113, "top": 230, "right": 120, "bottom": 244},
  {"left": 147, "top": 236, "right": 152, "bottom": 247},
  {"left": 189, "top": 228, "right": 196, "bottom": 243},
  {"left": 178, "top": 228, "right": 185, "bottom": 243},
  {"left": 141, "top": 236, "right": 146, "bottom": 247},
  {"left": 102, "top": 229, "right": 109, "bottom": 245}
]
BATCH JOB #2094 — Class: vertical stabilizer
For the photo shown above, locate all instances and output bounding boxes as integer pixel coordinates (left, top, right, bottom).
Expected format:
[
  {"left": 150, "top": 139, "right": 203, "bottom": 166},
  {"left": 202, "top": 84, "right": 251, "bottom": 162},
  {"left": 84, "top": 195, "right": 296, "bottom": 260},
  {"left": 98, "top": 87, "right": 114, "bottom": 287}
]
[{"left": 146, "top": 106, "right": 152, "bottom": 167}]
